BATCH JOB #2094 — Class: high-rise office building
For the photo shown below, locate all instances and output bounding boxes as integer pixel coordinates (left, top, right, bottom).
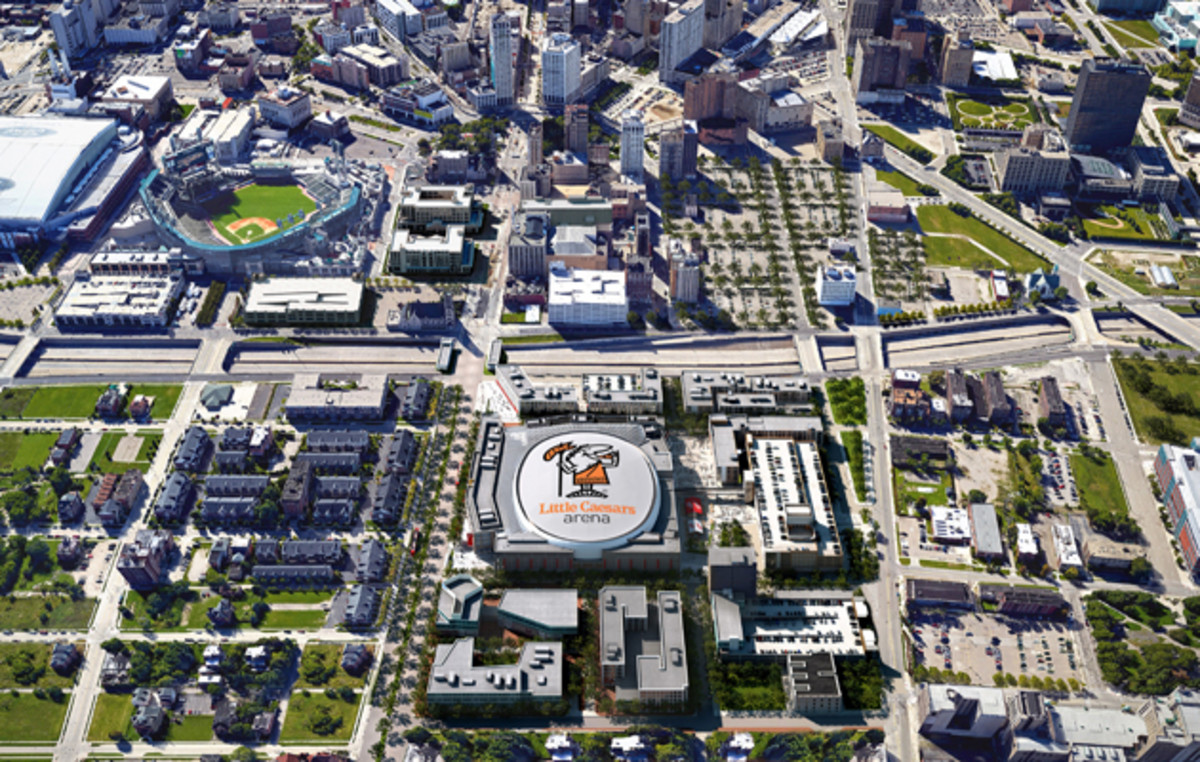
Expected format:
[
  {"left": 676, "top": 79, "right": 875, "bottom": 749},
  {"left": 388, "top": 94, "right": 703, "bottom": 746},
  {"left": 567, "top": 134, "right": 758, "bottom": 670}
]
[
  {"left": 528, "top": 122, "right": 544, "bottom": 169},
  {"left": 541, "top": 33, "right": 581, "bottom": 106},
  {"left": 659, "top": 120, "right": 699, "bottom": 180},
  {"left": 660, "top": 0, "right": 704, "bottom": 84},
  {"left": 572, "top": 0, "right": 590, "bottom": 26},
  {"left": 703, "top": 0, "right": 743, "bottom": 49},
  {"left": 489, "top": 12, "right": 515, "bottom": 106},
  {"left": 620, "top": 109, "right": 646, "bottom": 180},
  {"left": 625, "top": 0, "right": 645, "bottom": 35},
  {"left": 50, "top": 0, "right": 101, "bottom": 59},
  {"left": 1064, "top": 58, "right": 1150, "bottom": 153},
  {"left": 846, "top": 0, "right": 897, "bottom": 47},
  {"left": 565, "top": 103, "right": 590, "bottom": 153},
  {"left": 940, "top": 29, "right": 974, "bottom": 88},
  {"left": 1182, "top": 74, "right": 1200, "bottom": 129},
  {"left": 853, "top": 37, "right": 911, "bottom": 96}
]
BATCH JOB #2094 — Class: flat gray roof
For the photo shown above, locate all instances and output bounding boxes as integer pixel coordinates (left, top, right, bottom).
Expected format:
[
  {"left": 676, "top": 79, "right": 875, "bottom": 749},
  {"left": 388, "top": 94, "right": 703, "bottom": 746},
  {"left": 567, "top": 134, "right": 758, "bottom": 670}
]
[
  {"left": 427, "top": 637, "right": 562, "bottom": 701},
  {"left": 498, "top": 589, "right": 579, "bottom": 631},
  {"left": 971, "top": 503, "right": 1003, "bottom": 556}
]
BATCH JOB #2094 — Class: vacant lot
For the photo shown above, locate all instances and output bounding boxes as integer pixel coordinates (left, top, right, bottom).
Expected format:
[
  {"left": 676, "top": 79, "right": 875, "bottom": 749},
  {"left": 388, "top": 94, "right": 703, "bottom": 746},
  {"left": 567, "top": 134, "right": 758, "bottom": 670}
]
[
  {"left": 296, "top": 643, "right": 371, "bottom": 690},
  {"left": 0, "top": 692, "right": 69, "bottom": 742},
  {"left": 278, "top": 691, "right": 358, "bottom": 742},
  {"left": 0, "top": 431, "right": 57, "bottom": 472},
  {"left": 87, "top": 431, "right": 162, "bottom": 474},
  {"left": 0, "top": 596, "right": 93, "bottom": 630},
  {"left": 1080, "top": 205, "right": 1163, "bottom": 241},
  {"left": 865, "top": 124, "right": 934, "bottom": 164},
  {"left": 0, "top": 642, "right": 78, "bottom": 689},
  {"left": 0, "top": 388, "right": 34, "bottom": 418},
  {"left": 1112, "top": 356, "right": 1200, "bottom": 445},
  {"left": 875, "top": 169, "right": 925, "bottom": 197},
  {"left": 87, "top": 693, "right": 133, "bottom": 741},
  {"left": 165, "top": 713, "right": 213, "bottom": 741}
]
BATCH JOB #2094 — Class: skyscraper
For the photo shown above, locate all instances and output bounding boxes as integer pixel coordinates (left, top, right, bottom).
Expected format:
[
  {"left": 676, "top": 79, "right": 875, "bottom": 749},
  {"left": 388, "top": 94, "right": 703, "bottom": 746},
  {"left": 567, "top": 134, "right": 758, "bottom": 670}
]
[
  {"left": 541, "top": 33, "right": 581, "bottom": 107},
  {"left": 565, "top": 103, "right": 590, "bottom": 153},
  {"left": 1180, "top": 73, "right": 1200, "bottom": 129},
  {"left": 703, "top": 0, "right": 743, "bottom": 50},
  {"left": 659, "top": 0, "right": 704, "bottom": 84},
  {"left": 846, "top": 0, "right": 897, "bottom": 48},
  {"left": 528, "top": 122, "right": 543, "bottom": 169},
  {"left": 853, "top": 37, "right": 911, "bottom": 98},
  {"left": 1064, "top": 58, "right": 1150, "bottom": 153},
  {"left": 660, "top": 121, "right": 698, "bottom": 180},
  {"left": 625, "top": 0, "right": 645, "bottom": 35},
  {"left": 620, "top": 109, "right": 645, "bottom": 180},
  {"left": 489, "top": 12, "right": 514, "bottom": 106},
  {"left": 50, "top": 0, "right": 100, "bottom": 60},
  {"left": 940, "top": 29, "right": 974, "bottom": 88}
]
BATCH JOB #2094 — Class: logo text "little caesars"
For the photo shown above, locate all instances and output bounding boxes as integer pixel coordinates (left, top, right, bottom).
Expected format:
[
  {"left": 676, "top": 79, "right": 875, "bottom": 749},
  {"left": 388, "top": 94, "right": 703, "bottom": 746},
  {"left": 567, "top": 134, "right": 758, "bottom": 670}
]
[{"left": 539, "top": 501, "right": 639, "bottom": 515}]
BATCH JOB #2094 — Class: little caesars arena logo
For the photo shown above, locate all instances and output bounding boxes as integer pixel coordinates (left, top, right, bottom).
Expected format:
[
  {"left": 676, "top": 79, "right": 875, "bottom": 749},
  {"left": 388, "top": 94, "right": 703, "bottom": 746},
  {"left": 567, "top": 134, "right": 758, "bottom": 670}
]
[{"left": 538, "top": 440, "right": 639, "bottom": 523}]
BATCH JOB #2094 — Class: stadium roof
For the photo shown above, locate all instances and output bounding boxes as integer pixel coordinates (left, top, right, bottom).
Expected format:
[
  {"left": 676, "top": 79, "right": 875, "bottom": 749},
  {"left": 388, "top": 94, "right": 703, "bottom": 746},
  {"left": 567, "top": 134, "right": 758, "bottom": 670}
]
[{"left": 0, "top": 116, "right": 118, "bottom": 228}]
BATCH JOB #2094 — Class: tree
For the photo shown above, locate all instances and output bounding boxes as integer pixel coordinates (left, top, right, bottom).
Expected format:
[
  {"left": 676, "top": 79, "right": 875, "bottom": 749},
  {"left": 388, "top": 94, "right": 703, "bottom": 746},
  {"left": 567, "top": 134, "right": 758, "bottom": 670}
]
[
  {"left": 1029, "top": 290, "right": 1042, "bottom": 306},
  {"left": 1054, "top": 286, "right": 1069, "bottom": 301},
  {"left": 1130, "top": 555, "right": 1153, "bottom": 581},
  {"left": 48, "top": 466, "right": 75, "bottom": 497},
  {"left": 229, "top": 747, "right": 260, "bottom": 762}
]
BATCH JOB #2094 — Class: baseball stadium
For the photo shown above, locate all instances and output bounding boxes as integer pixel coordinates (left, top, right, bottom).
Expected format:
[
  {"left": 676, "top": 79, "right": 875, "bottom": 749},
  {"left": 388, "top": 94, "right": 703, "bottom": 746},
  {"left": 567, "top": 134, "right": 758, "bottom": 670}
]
[
  {"left": 467, "top": 417, "right": 681, "bottom": 571},
  {"left": 138, "top": 140, "right": 385, "bottom": 274}
]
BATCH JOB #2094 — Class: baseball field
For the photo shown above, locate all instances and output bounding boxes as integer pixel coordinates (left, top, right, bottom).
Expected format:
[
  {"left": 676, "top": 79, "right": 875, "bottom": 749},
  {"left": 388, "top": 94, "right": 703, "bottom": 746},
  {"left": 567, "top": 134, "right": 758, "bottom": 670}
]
[{"left": 202, "top": 182, "right": 318, "bottom": 245}]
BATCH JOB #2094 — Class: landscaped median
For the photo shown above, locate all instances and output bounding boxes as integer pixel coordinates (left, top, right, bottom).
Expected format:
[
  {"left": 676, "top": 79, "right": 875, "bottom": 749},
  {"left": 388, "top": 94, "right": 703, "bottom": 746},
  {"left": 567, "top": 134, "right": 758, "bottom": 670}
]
[{"left": 864, "top": 124, "right": 934, "bottom": 164}]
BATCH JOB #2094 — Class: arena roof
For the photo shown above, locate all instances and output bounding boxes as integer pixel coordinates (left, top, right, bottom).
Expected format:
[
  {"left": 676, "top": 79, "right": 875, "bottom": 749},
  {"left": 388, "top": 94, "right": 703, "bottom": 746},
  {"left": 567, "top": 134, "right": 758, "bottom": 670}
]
[
  {"left": 512, "top": 432, "right": 659, "bottom": 547},
  {"left": 0, "top": 116, "right": 118, "bottom": 228}
]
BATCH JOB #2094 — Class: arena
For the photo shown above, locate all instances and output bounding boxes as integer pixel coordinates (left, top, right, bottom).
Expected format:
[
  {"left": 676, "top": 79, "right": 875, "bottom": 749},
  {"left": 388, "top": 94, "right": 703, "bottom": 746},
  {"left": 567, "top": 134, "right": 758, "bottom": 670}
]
[
  {"left": 137, "top": 140, "right": 387, "bottom": 276},
  {"left": 468, "top": 417, "right": 681, "bottom": 571}
]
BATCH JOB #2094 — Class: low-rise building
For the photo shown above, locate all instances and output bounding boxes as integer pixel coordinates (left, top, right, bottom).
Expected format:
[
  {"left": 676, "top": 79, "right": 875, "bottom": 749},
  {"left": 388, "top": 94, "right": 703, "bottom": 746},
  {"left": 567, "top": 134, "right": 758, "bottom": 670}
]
[
  {"left": 906, "top": 578, "right": 974, "bottom": 610},
  {"left": 257, "top": 86, "right": 312, "bottom": 128},
  {"left": 600, "top": 588, "right": 689, "bottom": 705},
  {"left": 244, "top": 278, "right": 363, "bottom": 326},
  {"left": 389, "top": 226, "right": 475, "bottom": 275},
  {"left": 285, "top": 375, "right": 388, "bottom": 422},
  {"left": 498, "top": 589, "right": 579, "bottom": 637},
  {"left": 1039, "top": 376, "right": 1067, "bottom": 426},
  {"left": 581, "top": 369, "right": 664, "bottom": 415},
  {"left": 712, "top": 590, "right": 875, "bottom": 659},
  {"left": 381, "top": 79, "right": 455, "bottom": 126},
  {"left": 428, "top": 638, "right": 563, "bottom": 704},
  {"left": 783, "top": 652, "right": 843, "bottom": 715},
  {"left": 437, "top": 573, "right": 484, "bottom": 635},
  {"left": 817, "top": 265, "right": 857, "bottom": 306},
  {"left": 117, "top": 529, "right": 175, "bottom": 590},
  {"left": 344, "top": 584, "right": 380, "bottom": 627},
  {"left": 56, "top": 273, "right": 184, "bottom": 330},
  {"left": 1050, "top": 523, "right": 1083, "bottom": 571},
  {"left": 866, "top": 188, "right": 909, "bottom": 223},
  {"left": 970, "top": 503, "right": 1004, "bottom": 560},
  {"left": 494, "top": 364, "right": 579, "bottom": 416},
  {"left": 547, "top": 266, "right": 627, "bottom": 326},
  {"left": 920, "top": 684, "right": 1008, "bottom": 740}
]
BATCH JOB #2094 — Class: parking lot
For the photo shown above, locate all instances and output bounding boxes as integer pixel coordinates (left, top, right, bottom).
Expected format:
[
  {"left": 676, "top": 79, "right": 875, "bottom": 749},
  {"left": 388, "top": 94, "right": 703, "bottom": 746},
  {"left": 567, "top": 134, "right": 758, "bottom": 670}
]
[{"left": 911, "top": 609, "right": 1081, "bottom": 687}]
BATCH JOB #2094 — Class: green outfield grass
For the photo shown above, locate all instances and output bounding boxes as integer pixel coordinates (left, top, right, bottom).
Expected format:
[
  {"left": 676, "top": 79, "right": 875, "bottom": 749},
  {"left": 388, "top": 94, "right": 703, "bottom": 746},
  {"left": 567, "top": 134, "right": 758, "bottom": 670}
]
[{"left": 203, "top": 183, "right": 318, "bottom": 245}]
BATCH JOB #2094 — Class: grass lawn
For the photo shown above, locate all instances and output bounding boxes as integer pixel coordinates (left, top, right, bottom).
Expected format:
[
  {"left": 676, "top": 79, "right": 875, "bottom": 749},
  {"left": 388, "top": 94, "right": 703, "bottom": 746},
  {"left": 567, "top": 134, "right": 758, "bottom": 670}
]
[
  {"left": 0, "top": 388, "right": 34, "bottom": 419},
  {"left": 842, "top": 431, "right": 867, "bottom": 502},
  {"left": 826, "top": 378, "right": 867, "bottom": 426},
  {"left": 0, "top": 643, "right": 77, "bottom": 689},
  {"left": 875, "top": 169, "right": 926, "bottom": 197},
  {"left": 1156, "top": 107, "right": 1180, "bottom": 129},
  {"left": 917, "top": 205, "right": 1048, "bottom": 272},
  {"left": 296, "top": 643, "right": 371, "bottom": 690},
  {"left": 0, "top": 693, "right": 68, "bottom": 742},
  {"left": 165, "top": 713, "right": 213, "bottom": 742},
  {"left": 864, "top": 124, "right": 935, "bottom": 164},
  {"left": 1112, "top": 357, "right": 1200, "bottom": 444},
  {"left": 87, "top": 431, "right": 161, "bottom": 475},
  {"left": 127, "top": 385, "right": 183, "bottom": 419},
  {"left": 22, "top": 386, "right": 112, "bottom": 419},
  {"left": 203, "top": 183, "right": 318, "bottom": 245},
  {"left": 279, "top": 692, "right": 358, "bottom": 742},
  {"left": 0, "top": 596, "right": 94, "bottom": 630},
  {"left": 1071, "top": 451, "right": 1130, "bottom": 525},
  {"left": 1080, "top": 205, "right": 1161, "bottom": 241},
  {"left": 1109, "top": 18, "right": 1159, "bottom": 44},
  {"left": 13, "top": 539, "right": 77, "bottom": 593},
  {"left": 0, "top": 432, "right": 57, "bottom": 472},
  {"left": 923, "top": 236, "right": 1005, "bottom": 270},
  {"left": 895, "top": 470, "right": 954, "bottom": 509},
  {"left": 87, "top": 693, "right": 133, "bottom": 741},
  {"left": 185, "top": 590, "right": 333, "bottom": 631}
]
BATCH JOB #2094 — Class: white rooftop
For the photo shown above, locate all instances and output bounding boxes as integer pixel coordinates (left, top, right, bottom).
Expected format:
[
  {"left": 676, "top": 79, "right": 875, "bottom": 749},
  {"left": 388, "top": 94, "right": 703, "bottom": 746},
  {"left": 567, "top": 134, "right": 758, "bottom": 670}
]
[
  {"left": 0, "top": 115, "right": 119, "bottom": 227},
  {"left": 548, "top": 267, "right": 627, "bottom": 306},
  {"left": 931, "top": 505, "right": 971, "bottom": 543},
  {"left": 101, "top": 74, "right": 171, "bottom": 103},
  {"left": 973, "top": 49, "right": 1018, "bottom": 81},
  {"left": 244, "top": 278, "right": 363, "bottom": 317}
]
